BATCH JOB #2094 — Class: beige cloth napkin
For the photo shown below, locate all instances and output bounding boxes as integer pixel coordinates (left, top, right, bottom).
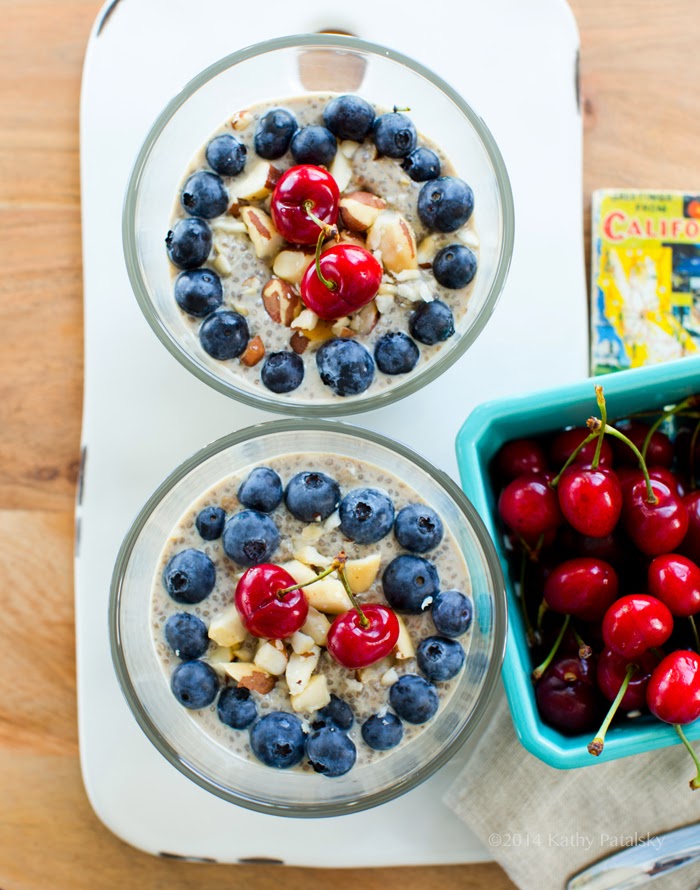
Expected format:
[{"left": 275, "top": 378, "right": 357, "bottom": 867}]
[{"left": 445, "top": 697, "right": 700, "bottom": 890}]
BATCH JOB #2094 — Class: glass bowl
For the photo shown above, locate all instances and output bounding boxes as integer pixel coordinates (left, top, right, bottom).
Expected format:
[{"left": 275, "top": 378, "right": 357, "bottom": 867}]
[
  {"left": 110, "top": 420, "right": 506, "bottom": 816},
  {"left": 123, "top": 34, "right": 514, "bottom": 416}
]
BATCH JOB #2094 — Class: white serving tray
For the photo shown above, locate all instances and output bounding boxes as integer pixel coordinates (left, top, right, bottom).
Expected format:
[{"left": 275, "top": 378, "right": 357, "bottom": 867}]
[{"left": 78, "top": 0, "right": 586, "bottom": 864}]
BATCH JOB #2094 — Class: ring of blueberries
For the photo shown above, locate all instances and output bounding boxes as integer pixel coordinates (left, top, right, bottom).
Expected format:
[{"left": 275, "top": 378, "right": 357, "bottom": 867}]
[
  {"left": 160, "top": 462, "right": 473, "bottom": 777},
  {"left": 165, "top": 94, "right": 478, "bottom": 400}
]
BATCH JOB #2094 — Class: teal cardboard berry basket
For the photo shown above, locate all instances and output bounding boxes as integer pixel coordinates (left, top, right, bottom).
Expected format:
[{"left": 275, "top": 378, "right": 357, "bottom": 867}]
[{"left": 456, "top": 356, "right": 700, "bottom": 769}]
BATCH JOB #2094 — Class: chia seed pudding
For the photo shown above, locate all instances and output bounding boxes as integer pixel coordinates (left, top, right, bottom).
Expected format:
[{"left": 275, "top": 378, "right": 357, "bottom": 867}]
[{"left": 150, "top": 452, "right": 474, "bottom": 776}]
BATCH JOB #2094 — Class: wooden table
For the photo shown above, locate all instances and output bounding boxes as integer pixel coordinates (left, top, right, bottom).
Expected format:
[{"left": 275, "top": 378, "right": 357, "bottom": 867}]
[{"left": 1, "top": 1, "right": 698, "bottom": 887}]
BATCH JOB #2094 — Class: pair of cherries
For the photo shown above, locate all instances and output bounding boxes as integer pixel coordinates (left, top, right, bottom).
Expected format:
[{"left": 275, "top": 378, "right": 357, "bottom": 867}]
[
  {"left": 270, "top": 165, "right": 382, "bottom": 320},
  {"left": 234, "top": 554, "right": 399, "bottom": 669}
]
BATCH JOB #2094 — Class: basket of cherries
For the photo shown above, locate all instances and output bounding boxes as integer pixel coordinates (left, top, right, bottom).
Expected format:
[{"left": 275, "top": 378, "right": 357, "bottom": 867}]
[{"left": 494, "top": 385, "right": 700, "bottom": 788}]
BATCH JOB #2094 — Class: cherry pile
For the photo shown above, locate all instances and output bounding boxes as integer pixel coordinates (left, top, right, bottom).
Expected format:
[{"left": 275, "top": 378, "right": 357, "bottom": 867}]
[{"left": 493, "top": 385, "right": 700, "bottom": 788}]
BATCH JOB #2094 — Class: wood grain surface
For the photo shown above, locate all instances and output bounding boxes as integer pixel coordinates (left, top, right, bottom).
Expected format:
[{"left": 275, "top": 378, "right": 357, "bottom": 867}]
[{"left": 1, "top": 1, "right": 699, "bottom": 887}]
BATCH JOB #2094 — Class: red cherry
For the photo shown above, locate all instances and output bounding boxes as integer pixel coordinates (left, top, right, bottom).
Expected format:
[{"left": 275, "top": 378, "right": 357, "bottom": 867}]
[
  {"left": 557, "top": 465, "right": 623, "bottom": 538},
  {"left": 326, "top": 604, "right": 400, "bottom": 669},
  {"left": 648, "top": 553, "right": 700, "bottom": 616},
  {"left": 613, "top": 420, "right": 674, "bottom": 468},
  {"left": 596, "top": 647, "right": 657, "bottom": 711},
  {"left": 681, "top": 491, "right": 700, "bottom": 563},
  {"left": 602, "top": 593, "right": 673, "bottom": 658},
  {"left": 498, "top": 473, "right": 563, "bottom": 548},
  {"left": 234, "top": 564, "right": 309, "bottom": 639},
  {"left": 270, "top": 165, "right": 339, "bottom": 245},
  {"left": 301, "top": 243, "right": 382, "bottom": 320},
  {"left": 495, "top": 438, "right": 548, "bottom": 481},
  {"left": 622, "top": 477, "right": 689, "bottom": 556},
  {"left": 544, "top": 557, "right": 618, "bottom": 621},
  {"left": 535, "top": 656, "right": 601, "bottom": 734},
  {"left": 647, "top": 650, "right": 700, "bottom": 724},
  {"left": 550, "top": 427, "right": 613, "bottom": 468}
]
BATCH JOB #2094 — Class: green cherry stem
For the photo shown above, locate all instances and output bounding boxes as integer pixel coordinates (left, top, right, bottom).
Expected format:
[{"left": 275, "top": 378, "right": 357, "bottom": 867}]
[
  {"left": 335, "top": 555, "right": 370, "bottom": 628},
  {"left": 304, "top": 201, "right": 339, "bottom": 293},
  {"left": 518, "top": 548, "right": 537, "bottom": 646},
  {"left": 591, "top": 385, "right": 608, "bottom": 470},
  {"left": 592, "top": 422, "right": 658, "bottom": 505},
  {"left": 550, "top": 432, "right": 598, "bottom": 488},
  {"left": 277, "top": 559, "right": 341, "bottom": 598},
  {"left": 642, "top": 396, "right": 698, "bottom": 461},
  {"left": 674, "top": 724, "right": 700, "bottom": 790},
  {"left": 690, "top": 615, "right": 700, "bottom": 652},
  {"left": 588, "top": 663, "right": 637, "bottom": 756},
  {"left": 572, "top": 626, "right": 592, "bottom": 659},
  {"left": 532, "top": 615, "right": 570, "bottom": 681}
]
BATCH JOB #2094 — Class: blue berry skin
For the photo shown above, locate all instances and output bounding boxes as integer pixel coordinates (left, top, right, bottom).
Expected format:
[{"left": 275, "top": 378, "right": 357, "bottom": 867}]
[
  {"left": 410, "top": 300, "right": 455, "bottom": 346},
  {"left": 323, "top": 95, "right": 375, "bottom": 142},
  {"left": 163, "top": 549, "right": 216, "bottom": 604},
  {"left": 432, "top": 590, "right": 473, "bottom": 638},
  {"left": 314, "top": 694, "right": 354, "bottom": 731},
  {"left": 361, "top": 713, "right": 404, "bottom": 750},
  {"left": 222, "top": 510, "right": 280, "bottom": 567},
  {"left": 254, "top": 108, "right": 298, "bottom": 160},
  {"left": 373, "top": 112, "right": 417, "bottom": 158},
  {"left": 290, "top": 126, "right": 337, "bottom": 167},
  {"left": 195, "top": 505, "right": 226, "bottom": 540},
  {"left": 374, "top": 332, "right": 419, "bottom": 375},
  {"left": 433, "top": 244, "right": 477, "bottom": 289},
  {"left": 394, "top": 503, "right": 444, "bottom": 553},
  {"left": 316, "top": 338, "right": 375, "bottom": 397},
  {"left": 285, "top": 471, "right": 340, "bottom": 522},
  {"left": 382, "top": 554, "right": 440, "bottom": 614},
  {"left": 237, "top": 467, "right": 283, "bottom": 514},
  {"left": 249, "top": 711, "right": 306, "bottom": 769},
  {"left": 261, "top": 351, "right": 304, "bottom": 394},
  {"left": 402, "top": 147, "right": 441, "bottom": 182},
  {"left": 206, "top": 134, "right": 247, "bottom": 176},
  {"left": 171, "top": 660, "right": 219, "bottom": 709},
  {"left": 417, "top": 176, "right": 474, "bottom": 233},
  {"left": 174, "top": 268, "right": 222, "bottom": 318},
  {"left": 306, "top": 726, "right": 357, "bottom": 778},
  {"left": 199, "top": 310, "right": 249, "bottom": 360},
  {"left": 339, "top": 487, "right": 395, "bottom": 544},
  {"left": 180, "top": 171, "right": 229, "bottom": 219},
  {"left": 166, "top": 218, "right": 212, "bottom": 270},
  {"left": 164, "top": 612, "right": 209, "bottom": 660},
  {"left": 389, "top": 674, "right": 439, "bottom": 724},
  {"left": 217, "top": 686, "right": 257, "bottom": 730},
  {"left": 417, "top": 636, "right": 465, "bottom": 682}
]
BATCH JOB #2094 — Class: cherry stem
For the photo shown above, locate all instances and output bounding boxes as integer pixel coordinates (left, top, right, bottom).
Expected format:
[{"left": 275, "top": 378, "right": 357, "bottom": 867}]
[
  {"left": 304, "top": 201, "right": 339, "bottom": 293},
  {"left": 278, "top": 560, "right": 341, "bottom": 598},
  {"left": 392, "top": 105, "right": 411, "bottom": 112},
  {"left": 572, "top": 626, "right": 592, "bottom": 659},
  {"left": 674, "top": 724, "right": 700, "bottom": 790},
  {"left": 518, "top": 548, "right": 537, "bottom": 647},
  {"left": 597, "top": 423, "right": 658, "bottom": 505},
  {"left": 536, "top": 599, "right": 548, "bottom": 634},
  {"left": 335, "top": 557, "right": 370, "bottom": 629},
  {"left": 642, "top": 396, "right": 696, "bottom": 461},
  {"left": 591, "top": 385, "right": 608, "bottom": 470},
  {"left": 532, "top": 614, "right": 570, "bottom": 681},
  {"left": 690, "top": 419, "right": 700, "bottom": 492},
  {"left": 550, "top": 432, "right": 598, "bottom": 488},
  {"left": 588, "top": 663, "right": 637, "bottom": 756},
  {"left": 690, "top": 615, "right": 700, "bottom": 652}
]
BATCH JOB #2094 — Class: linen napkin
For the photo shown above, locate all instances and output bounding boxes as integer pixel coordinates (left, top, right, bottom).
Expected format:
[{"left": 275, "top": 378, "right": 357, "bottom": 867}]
[{"left": 446, "top": 696, "right": 700, "bottom": 890}]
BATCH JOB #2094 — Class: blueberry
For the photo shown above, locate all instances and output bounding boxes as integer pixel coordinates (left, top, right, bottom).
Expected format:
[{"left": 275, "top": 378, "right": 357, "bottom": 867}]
[
  {"left": 339, "top": 487, "right": 395, "bottom": 544},
  {"left": 170, "top": 660, "right": 219, "bottom": 709},
  {"left": 205, "top": 133, "right": 247, "bottom": 177},
  {"left": 237, "top": 467, "right": 283, "bottom": 513},
  {"left": 372, "top": 112, "right": 417, "bottom": 158},
  {"left": 173, "top": 268, "right": 222, "bottom": 317},
  {"left": 374, "top": 332, "right": 420, "bottom": 375},
  {"left": 361, "top": 713, "right": 404, "bottom": 750},
  {"left": 285, "top": 471, "right": 340, "bottom": 522},
  {"left": 290, "top": 126, "right": 337, "bottom": 167},
  {"left": 323, "top": 94, "right": 375, "bottom": 141},
  {"left": 195, "top": 505, "right": 226, "bottom": 540},
  {"left": 316, "top": 338, "right": 375, "bottom": 397},
  {"left": 382, "top": 554, "right": 439, "bottom": 614},
  {"left": 417, "top": 176, "right": 474, "bottom": 232},
  {"left": 199, "top": 310, "right": 249, "bottom": 360},
  {"left": 222, "top": 510, "right": 280, "bottom": 567},
  {"left": 433, "top": 244, "right": 477, "bottom": 289},
  {"left": 306, "top": 726, "right": 357, "bottom": 777},
  {"left": 417, "top": 636, "right": 465, "bottom": 682},
  {"left": 180, "top": 171, "right": 228, "bottom": 219},
  {"left": 249, "top": 711, "right": 305, "bottom": 769},
  {"left": 314, "top": 694, "right": 354, "bottom": 731},
  {"left": 432, "top": 590, "right": 473, "bottom": 638},
  {"left": 389, "top": 674, "right": 439, "bottom": 724},
  {"left": 402, "top": 147, "right": 441, "bottom": 182},
  {"left": 254, "top": 108, "right": 298, "bottom": 160},
  {"left": 165, "top": 218, "right": 212, "bottom": 270},
  {"left": 217, "top": 686, "right": 257, "bottom": 730},
  {"left": 162, "top": 549, "right": 216, "bottom": 604},
  {"left": 394, "top": 504, "right": 444, "bottom": 553},
  {"left": 261, "top": 351, "right": 304, "bottom": 394},
  {"left": 164, "top": 612, "right": 209, "bottom": 660},
  {"left": 409, "top": 300, "right": 455, "bottom": 346}
]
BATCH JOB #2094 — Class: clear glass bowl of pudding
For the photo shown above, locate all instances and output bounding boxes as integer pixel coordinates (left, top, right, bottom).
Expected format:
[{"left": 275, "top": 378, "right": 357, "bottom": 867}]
[
  {"left": 110, "top": 421, "right": 506, "bottom": 816},
  {"left": 123, "top": 34, "right": 514, "bottom": 416}
]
